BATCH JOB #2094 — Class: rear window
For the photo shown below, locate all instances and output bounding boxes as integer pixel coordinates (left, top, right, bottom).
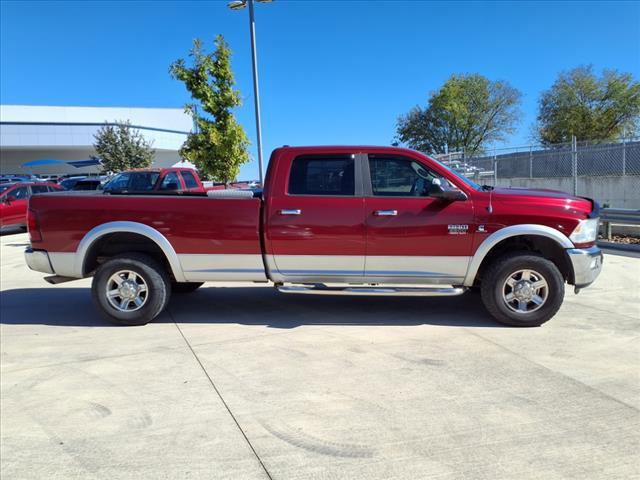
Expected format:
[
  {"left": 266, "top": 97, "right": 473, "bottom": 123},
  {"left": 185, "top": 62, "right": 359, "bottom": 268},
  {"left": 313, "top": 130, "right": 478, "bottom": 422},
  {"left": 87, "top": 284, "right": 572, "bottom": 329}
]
[
  {"left": 130, "top": 172, "right": 160, "bottom": 191},
  {"left": 288, "top": 156, "right": 355, "bottom": 196},
  {"left": 160, "top": 172, "right": 181, "bottom": 190},
  {"left": 182, "top": 171, "right": 198, "bottom": 189},
  {"left": 105, "top": 172, "right": 160, "bottom": 191}
]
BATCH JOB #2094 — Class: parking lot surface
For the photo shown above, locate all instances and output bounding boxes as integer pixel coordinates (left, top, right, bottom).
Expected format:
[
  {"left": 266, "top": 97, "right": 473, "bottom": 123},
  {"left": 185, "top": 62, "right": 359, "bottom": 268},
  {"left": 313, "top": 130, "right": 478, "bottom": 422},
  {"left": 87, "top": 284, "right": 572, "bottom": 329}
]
[{"left": 1, "top": 232, "right": 639, "bottom": 479}]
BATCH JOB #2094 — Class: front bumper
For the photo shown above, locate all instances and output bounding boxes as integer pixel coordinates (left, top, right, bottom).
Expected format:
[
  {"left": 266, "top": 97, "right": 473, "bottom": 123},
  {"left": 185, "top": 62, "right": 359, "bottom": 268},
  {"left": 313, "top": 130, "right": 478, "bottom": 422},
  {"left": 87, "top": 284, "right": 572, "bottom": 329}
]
[
  {"left": 25, "top": 248, "right": 54, "bottom": 274},
  {"left": 567, "top": 246, "right": 603, "bottom": 288}
]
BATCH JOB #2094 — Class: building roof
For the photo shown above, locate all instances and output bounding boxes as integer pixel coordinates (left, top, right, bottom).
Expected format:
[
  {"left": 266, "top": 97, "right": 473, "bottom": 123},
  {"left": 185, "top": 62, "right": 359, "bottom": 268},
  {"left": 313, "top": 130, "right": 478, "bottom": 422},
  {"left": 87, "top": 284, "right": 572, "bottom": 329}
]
[
  {"left": 0, "top": 105, "right": 191, "bottom": 152},
  {"left": 0, "top": 105, "right": 192, "bottom": 132}
]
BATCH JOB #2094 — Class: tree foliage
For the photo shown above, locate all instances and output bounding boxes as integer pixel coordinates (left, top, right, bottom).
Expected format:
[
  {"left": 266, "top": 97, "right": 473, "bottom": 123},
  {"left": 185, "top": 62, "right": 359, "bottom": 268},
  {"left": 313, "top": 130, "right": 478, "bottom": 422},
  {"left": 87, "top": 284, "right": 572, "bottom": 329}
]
[
  {"left": 396, "top": 74, "right": 522, "bottom": 155},
  {"left": 170, "top": 35, "right": 250, "bottom": 183},
  {"left": 92, "top": 121, "right": 155, "bottom": 173},
  {"left": 536, "top": 66, "right": 640, "bottom": 145}
]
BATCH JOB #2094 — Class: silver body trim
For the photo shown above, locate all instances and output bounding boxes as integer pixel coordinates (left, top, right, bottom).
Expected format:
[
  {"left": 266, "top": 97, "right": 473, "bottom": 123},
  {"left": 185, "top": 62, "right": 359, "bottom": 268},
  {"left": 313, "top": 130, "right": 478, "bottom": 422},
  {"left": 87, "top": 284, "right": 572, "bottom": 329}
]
[
  {"left": 463, "top": 224, "right": 574, "bottom": 286},
  {"left": 48, "top": 252, "right": 77, "bottom": 277},
  {"left": 24, "top": 248, "right": 54, "bottom": 274},
  {"left": 567, "top": 246, "right": 603, "bottom": 287},
  {"left": 178, "top": 254, "right": 267, "bottom": 281},
  {"left": 267, "top": 254, "right": 469, "bottom": 284}
]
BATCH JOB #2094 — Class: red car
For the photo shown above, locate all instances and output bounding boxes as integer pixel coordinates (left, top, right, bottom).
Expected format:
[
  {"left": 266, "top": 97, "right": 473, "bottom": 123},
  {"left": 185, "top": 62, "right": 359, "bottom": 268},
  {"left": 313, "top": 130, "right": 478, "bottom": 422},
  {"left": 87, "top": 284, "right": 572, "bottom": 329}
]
[
  {"left": 25, "top": 146, "right": 602, "bottom": 327},
  {"left": 0, "top": 182, "right": 61, "bottom": 232},
  {"left": 103, "top": 168, "right": 205, "bottom": 194}
]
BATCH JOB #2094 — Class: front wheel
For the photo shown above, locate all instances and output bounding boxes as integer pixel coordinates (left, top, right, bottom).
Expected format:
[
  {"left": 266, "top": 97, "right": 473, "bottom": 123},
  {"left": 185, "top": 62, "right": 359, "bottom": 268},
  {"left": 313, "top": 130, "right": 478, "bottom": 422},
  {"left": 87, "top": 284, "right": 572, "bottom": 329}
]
[
  {"left": 480, "top": 253, "right": 564, "bottom": 327},
  {"left": 92, "top": 253, "right": 171, "bottom": 326}
]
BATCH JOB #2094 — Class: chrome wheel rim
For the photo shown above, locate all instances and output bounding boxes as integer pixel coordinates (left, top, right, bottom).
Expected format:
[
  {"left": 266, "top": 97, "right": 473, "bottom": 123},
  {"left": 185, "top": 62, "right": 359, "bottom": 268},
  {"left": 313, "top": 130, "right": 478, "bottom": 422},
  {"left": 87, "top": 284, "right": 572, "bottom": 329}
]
[
  {"left": 502, "top": 269, "right": 548, "bottom": 314},
  {"left": 105, "top": 270, "right": 148, "bottom": 312}
]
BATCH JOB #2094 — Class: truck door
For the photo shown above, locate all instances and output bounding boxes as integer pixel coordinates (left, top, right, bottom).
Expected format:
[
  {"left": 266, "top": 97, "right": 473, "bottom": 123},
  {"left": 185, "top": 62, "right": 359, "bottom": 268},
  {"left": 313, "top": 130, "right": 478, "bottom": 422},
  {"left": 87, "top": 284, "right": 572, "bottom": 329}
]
[
  {"left": 266, "top": 153, "right": 366, "bottom": 282},
  {"left": 363, "top": 154, "right": 475, "bottom": 284}
]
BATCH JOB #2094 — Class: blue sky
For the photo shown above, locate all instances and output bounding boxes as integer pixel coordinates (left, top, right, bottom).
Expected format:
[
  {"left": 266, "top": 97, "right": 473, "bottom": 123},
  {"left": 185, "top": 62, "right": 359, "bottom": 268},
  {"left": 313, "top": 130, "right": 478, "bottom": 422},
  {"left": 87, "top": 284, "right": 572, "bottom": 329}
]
[{"left": 1, "top": 0, "right": 639, "bottom": 179}]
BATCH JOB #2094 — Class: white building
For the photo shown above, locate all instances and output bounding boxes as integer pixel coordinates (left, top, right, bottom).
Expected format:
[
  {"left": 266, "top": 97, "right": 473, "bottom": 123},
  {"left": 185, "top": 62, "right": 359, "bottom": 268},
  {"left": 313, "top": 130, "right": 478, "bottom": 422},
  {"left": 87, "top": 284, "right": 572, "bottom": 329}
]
[{"left": 0, "top": 105, "right": 191, "bottom": 175}]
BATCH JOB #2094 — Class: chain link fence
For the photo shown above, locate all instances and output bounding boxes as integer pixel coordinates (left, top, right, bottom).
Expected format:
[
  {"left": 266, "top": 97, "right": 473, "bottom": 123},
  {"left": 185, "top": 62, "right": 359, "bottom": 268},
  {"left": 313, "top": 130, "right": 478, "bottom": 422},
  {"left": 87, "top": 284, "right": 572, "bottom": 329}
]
[{"left": 440, "top": 138, "right": 640, "bottom": 208}]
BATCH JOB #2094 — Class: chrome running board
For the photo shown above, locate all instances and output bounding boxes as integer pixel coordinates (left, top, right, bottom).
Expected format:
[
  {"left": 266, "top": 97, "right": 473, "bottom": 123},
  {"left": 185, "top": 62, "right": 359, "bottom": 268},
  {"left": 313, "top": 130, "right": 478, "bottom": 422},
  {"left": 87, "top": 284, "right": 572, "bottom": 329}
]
[{"left": 277, "top": 285, "right": 467, "bottom": 297}]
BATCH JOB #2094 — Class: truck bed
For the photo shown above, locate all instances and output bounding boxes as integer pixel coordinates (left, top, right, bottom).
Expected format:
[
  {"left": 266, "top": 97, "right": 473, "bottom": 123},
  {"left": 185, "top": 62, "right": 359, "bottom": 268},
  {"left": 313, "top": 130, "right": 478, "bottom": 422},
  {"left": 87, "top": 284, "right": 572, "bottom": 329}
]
[{"left": 30, "top": 193, "right": 266, "bottom": 281}]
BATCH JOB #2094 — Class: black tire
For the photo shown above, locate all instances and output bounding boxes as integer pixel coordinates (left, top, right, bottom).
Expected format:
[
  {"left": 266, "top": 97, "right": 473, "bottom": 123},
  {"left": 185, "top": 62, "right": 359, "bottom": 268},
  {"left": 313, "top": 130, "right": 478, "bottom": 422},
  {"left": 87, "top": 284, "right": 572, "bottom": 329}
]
[
  {"left": 171, "top": 282, "right": 204, "bottom": 293},
  {"left": 91, "top": 253, "right": 171, "bottom": 326},
  {"left": 480, "top": 253, "right": 564, "bottom": 327}
]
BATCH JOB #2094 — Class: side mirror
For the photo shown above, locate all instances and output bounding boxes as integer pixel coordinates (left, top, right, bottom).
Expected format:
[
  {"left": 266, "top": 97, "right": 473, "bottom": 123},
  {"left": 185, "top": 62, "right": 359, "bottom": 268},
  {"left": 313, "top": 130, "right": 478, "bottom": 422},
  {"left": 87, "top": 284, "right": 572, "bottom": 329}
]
[
  {"left": 429, "top": 178, "right": 468, "bottom": 201},
  {"left": 3, "top": 195, "right": 17, "bottom": 204}
]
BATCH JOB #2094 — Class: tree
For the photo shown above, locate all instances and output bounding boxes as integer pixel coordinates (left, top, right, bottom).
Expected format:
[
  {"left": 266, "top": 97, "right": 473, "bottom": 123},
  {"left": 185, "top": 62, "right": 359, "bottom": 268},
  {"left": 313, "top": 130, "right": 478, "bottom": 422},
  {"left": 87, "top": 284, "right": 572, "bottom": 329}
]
[
  {"left": 170, "top": 36, "right": 250, "bottom": 184},
  {"left": 396, "top": 74, "right": 522, "bottom": 156},
  {"left": 537, "top": 66, "right": 640, "bottom": 145},
  {"left": 92, "top": 121, "right": 155, "bottom": 173}
]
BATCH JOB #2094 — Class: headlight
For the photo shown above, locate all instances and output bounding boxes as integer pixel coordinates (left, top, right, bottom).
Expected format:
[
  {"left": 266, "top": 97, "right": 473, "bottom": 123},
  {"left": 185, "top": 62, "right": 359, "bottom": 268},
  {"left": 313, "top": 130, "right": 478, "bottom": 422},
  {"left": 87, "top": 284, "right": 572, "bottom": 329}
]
[{"left": 569, "top": 218, "right": 599, "bottom": 244}]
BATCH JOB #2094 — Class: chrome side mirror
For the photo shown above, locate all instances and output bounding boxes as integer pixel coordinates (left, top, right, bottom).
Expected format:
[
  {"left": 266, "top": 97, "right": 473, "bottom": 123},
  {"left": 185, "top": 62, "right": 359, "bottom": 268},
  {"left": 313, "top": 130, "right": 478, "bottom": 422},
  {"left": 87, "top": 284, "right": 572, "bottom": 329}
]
[{"left": 429, "top": 178, "right": 467, "bottom": 201}]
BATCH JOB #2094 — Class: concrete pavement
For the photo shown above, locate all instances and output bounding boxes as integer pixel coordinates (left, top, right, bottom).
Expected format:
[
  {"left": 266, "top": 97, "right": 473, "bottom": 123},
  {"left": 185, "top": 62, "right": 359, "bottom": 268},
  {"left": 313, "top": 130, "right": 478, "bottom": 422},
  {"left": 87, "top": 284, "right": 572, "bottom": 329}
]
[{"left": 1, "top": 232, "right": 639, "bottom": 479}]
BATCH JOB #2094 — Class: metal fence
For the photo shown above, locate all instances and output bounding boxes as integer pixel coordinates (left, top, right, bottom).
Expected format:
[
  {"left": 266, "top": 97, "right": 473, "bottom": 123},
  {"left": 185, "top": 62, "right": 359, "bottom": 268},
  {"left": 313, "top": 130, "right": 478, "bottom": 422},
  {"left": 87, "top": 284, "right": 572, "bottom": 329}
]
[{"left": 444, "top": 138, "right": 640, "bottom": 208}]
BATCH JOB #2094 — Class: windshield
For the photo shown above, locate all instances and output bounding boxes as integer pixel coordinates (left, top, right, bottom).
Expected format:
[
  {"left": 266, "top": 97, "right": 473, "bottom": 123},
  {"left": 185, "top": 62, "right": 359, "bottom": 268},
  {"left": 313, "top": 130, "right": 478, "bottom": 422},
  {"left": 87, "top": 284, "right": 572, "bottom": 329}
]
[
  {"left": 429, "top": 157, "right": 482, "bottom": 191},
  {"left": 0, "top": 185, "right": 11, "bottom": 194}
]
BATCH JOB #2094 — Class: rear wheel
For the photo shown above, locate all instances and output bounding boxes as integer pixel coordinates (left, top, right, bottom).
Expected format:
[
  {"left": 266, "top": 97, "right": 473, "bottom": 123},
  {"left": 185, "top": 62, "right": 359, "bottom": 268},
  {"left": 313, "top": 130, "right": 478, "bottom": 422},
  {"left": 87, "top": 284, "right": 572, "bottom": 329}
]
[
  {"left": 480, "top": 253, "right": 564, "bottom": 327},
  {"left": 92, "top": 253, "right": 170, "bottom": 326},
  {"left": 171, "top": 282, "right": 204, "bottom": 293}
]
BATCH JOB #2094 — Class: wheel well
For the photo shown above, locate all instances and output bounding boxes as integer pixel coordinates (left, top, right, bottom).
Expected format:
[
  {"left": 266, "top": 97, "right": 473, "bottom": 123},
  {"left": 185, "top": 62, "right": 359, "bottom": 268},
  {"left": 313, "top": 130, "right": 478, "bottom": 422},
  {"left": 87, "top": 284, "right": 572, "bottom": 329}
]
[
  {"left": 474, "top": 235, "right": 572, "bottom": 286},
  {"left": 83, "top": 232, "right": 173, "bottom": 278}
]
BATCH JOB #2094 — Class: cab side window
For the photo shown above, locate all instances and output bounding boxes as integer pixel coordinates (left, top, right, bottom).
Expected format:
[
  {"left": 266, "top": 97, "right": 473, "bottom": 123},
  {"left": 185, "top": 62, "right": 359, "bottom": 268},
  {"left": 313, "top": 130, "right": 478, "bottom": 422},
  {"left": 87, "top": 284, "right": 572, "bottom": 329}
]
[
  {"left": 288, "top": 156, "right": 355, "bottom": 196},
  {"left": 368, "top": 156, "right": 439, "bottom": 197}
]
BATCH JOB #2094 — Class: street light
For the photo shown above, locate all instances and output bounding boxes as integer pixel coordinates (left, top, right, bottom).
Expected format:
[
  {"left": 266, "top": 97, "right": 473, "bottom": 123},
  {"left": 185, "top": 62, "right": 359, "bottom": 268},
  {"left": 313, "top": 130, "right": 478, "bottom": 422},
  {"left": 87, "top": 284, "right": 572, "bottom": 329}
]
[{"left": 228, "top": 0, "right": 273, "bottom": 185}]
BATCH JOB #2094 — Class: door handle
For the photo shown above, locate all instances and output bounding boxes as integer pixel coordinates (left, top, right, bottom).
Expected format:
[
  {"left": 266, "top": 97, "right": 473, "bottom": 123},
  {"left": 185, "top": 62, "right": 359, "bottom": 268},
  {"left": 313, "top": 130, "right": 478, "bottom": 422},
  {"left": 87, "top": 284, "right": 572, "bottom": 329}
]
[
  {"left": 280, "top": 209, "right": 302, "bottom": 215},
  {"left": 374, "top": 210, "right": 398, "bottom": 216}
]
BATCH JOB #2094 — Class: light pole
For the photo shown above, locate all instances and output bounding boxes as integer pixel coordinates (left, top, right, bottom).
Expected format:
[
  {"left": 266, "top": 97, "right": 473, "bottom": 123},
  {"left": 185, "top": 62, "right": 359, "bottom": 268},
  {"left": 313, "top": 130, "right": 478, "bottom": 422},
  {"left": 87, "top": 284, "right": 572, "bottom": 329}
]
[{"left": 228, "top": 0, "right": 272, "bottom": 185}]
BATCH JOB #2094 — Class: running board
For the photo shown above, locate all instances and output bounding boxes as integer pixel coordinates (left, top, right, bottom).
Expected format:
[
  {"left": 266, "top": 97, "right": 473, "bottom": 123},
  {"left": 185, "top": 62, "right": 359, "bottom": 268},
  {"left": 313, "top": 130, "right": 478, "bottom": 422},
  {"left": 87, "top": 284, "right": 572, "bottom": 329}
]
[{"left": 277, "top": 285, "right": 467, "bottom": 297}]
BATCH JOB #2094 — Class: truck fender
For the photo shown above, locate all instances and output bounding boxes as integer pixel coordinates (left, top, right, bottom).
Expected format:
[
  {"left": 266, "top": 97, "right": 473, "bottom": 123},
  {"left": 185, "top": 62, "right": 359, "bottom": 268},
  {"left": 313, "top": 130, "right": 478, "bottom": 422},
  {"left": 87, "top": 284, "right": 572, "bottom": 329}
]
[
  {"left": 75, "top": 221, "right": 186, "bottom": 282},
  {"left": 463, "top": 224, "right": 573, "bottom": 286}
]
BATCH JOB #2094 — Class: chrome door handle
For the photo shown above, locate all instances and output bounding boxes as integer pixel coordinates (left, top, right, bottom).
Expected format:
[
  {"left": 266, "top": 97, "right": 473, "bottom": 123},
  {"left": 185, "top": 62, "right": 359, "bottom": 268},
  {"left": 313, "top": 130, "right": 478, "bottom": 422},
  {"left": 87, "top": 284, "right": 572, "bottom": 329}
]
[
  {"left": 280, "top": 209, "right": 302, "bottom": 215},
  {"left": 374, "top": 210, "right": 398, "bottom": 216}
]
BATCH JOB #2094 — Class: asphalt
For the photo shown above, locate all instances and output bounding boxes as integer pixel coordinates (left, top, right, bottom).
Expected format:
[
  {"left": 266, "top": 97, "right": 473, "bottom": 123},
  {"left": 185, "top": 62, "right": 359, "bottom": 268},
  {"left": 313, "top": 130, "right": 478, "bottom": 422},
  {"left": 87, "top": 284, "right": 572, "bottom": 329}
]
[{"left": 1, "top": 232, "right": 639, "bottom": 479}]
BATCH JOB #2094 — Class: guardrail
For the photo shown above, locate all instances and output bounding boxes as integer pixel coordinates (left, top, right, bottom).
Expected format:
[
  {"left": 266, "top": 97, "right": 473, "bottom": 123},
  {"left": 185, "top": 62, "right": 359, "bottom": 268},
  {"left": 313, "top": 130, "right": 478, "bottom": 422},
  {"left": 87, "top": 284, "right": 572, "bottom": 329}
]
[{"left": 600, "top": 208, "right": 640, "bottom": 240}]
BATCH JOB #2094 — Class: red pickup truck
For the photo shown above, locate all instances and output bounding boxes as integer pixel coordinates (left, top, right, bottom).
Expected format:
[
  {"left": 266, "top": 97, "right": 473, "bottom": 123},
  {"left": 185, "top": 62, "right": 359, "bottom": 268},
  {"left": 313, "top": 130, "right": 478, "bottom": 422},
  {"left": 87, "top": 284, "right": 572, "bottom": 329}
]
[{"left": 25, "top": 146, "right": 602, "bottom": 327}]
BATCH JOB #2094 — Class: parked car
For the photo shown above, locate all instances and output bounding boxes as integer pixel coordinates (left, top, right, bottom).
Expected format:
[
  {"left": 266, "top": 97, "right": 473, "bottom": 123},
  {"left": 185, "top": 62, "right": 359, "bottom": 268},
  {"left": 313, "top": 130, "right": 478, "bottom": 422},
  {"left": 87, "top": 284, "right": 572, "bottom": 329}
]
[
  {"left": 58, "top": 176, "right": 87, "bottom": 190},
  {"left": 0, "top": 182, "right": 61, "bottom": 231},
  {"left": 25, "top": 146, "right": 602, "bottom": 327},
  {"left": 102, "top": 168, "right": 204, "bottom": 194}
]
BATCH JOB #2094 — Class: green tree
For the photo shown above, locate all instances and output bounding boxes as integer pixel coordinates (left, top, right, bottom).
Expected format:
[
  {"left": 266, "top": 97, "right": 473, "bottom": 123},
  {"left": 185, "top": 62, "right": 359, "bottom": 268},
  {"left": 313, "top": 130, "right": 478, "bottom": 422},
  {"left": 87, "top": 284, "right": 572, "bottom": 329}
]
[
  {"left": 92, "top": 121, "right": 155, "bottom": 173},
  {"left": 537, "top": 66, "right": 640, "bottom": 145},
  {"left": 396, "top": 74, "right": 522, "bottom": 155},
  {"left": 170, "top": 35, "right": 250, "bottom": 184}
]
